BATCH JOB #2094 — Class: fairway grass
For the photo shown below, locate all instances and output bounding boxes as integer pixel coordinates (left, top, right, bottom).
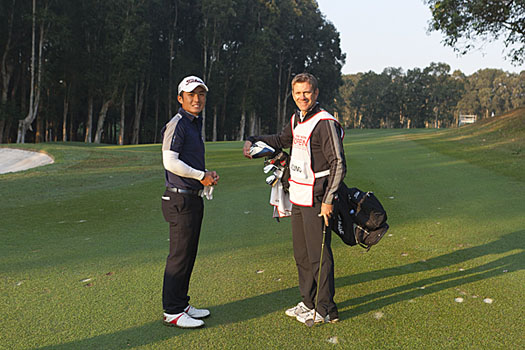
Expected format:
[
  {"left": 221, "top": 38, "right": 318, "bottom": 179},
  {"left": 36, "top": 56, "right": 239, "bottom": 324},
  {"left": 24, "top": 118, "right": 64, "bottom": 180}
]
[{"left": 1, "top": 130, "right": 523, "bottom": 349}]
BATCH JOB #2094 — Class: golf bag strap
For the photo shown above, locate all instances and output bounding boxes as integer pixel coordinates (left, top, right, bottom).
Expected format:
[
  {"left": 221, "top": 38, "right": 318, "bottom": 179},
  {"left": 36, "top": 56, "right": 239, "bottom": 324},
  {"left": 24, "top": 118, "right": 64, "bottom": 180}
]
[{"left": 356, "top": 191, "right": 371, "bottom": 212}]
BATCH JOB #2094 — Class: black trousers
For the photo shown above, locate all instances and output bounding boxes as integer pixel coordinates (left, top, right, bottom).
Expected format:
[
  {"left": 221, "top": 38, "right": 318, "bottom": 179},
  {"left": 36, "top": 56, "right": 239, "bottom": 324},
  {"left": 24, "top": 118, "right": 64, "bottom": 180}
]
[
  {"left": 291, "top": 200, "right": 338, "bottom": 319},
  {"left": 161, "top": 190, "right": 204, "bottom": 314}
]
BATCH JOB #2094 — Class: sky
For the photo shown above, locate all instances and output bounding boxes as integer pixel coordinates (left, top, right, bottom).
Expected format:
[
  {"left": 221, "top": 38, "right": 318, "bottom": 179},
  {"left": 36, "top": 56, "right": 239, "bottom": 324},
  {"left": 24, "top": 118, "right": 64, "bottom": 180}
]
[{"left": 316, "top": 0, "right": 524, "bottom": 75}]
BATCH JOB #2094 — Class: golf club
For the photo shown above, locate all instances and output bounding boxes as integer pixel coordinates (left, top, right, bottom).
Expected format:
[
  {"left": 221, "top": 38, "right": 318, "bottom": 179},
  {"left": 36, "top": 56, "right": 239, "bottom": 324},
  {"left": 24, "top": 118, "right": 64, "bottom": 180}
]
[
  {"left": 249, "top": 141, "right": 275, "bottom": 158},
  {"left": 263, "top": 164, "right": 277, "bottom": 174},
  {"left": 265, "top": 174, "right": 278, "bottom": 186},
  {"left": 305, "top": 222, "right": 326, "bottom": 327}
]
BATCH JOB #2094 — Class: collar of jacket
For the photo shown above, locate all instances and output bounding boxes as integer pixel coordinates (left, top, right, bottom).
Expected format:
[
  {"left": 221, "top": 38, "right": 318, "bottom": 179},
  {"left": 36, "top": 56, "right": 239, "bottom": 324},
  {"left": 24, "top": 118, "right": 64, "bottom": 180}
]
[
  {"left": 178, "top": 107, "right": 200, "bottom": 122},
  {"left": 295, "top": 103, "right": 321, "bottom": 125}
]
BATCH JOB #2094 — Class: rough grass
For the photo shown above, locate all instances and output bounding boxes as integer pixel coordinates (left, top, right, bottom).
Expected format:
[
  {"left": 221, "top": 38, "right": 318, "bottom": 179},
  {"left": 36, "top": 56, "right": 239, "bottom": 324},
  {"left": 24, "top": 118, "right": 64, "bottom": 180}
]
[
  {"left": 1, "top": 125, "right": 524, "bottom": 349},
  {"left": 410, "top": 107, "right": 525, "bottom": 182}
]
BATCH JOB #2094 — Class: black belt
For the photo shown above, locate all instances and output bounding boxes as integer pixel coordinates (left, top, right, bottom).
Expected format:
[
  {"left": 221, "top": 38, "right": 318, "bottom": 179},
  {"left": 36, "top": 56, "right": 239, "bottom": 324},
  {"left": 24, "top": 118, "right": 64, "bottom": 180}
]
[{"left": 166, "top": 187, "right": 203, "bottom": 196}]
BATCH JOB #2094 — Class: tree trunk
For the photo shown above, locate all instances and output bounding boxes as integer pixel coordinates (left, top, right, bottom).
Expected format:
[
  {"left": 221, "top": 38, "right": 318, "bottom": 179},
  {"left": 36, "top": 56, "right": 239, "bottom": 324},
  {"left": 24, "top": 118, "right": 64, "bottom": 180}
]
[
  {"left": 45, "top": 118, "right": 51, "bottom": 142},
  {"left": 154, "top": 94, "right": 159, "bottom": 143},
  {"left": 277, "top": 53, "right": 283, "bottom": 131},
  {"left": 1, "top": 0, "right": 15, "bottom": 107},
  {"left": 280, "top": 65, "right": 292, "bottom": 130},
  {"left": 0, "top": 119, "right": 5, "bottom": 143},
  {"left": 62, "top": 87, "right": 69, "bottom": 141},
  {"left": 85, "top": 93, "right": 93, "bottom": 143},
  {"left": 238, "top": 108, "right": 246, "bottom": 141},
  {"left": 220, "top": 79, "right": 229, "bottom": 140},
  {"left": 36, "top": 113, "right": 43, "bottom": 142},
  {"left": 153, "top": 94, "right": 159, "bottom": 143},
  {"left": 202, "top": 17, "right": 220, "bottom": 141},
  {"left": 201, "top": 102, "right": 206, "bottom": 141},
  {"left": 168, "top": 2, "right": 178, "bottom": 122},
  {"left": 69, "top": 111, "right": 74, "bottom": 141},
  {"left": 18, "top": 0, "right": 46, "bottom": 143},
  {"left": 248, "top": 110, "right": 256, "bottom": 136},
  {"left": 93, "top": 97, "right": 113, "bottom": 144},
  {"left": 17, "top": 0, "right": 37, "bottom": 143},
  {"left": 212, "top": 105, "right": 217, "bottom": 142},
  {"left": 3, "top": 118, "right": 12, "bottom": 143},
  {"left": 131, "top": 79, "right": 147, "bottom": 145},
  {"left": 276, "top": 56, "right": 292, "bottom": 131},
  {"left": 168, "top": 35, "right": 174, "bottom": 121},
  {"left": 118, "top": 85, "right": 126, "bottom": 145}
]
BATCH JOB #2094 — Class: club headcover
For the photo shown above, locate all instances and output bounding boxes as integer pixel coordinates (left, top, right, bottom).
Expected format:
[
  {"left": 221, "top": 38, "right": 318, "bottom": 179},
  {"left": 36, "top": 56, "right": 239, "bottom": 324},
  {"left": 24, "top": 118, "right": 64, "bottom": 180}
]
[{"left": 249, "top": 141, "right": 276, "bottom": 159}]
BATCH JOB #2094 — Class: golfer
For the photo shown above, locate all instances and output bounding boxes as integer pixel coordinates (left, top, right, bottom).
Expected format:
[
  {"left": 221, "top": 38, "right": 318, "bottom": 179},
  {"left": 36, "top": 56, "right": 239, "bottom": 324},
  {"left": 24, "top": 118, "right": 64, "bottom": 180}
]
[
  {"left": 243, "top": 73, "right": 346, "bottom": 324},
  {"left": 160, "top": 76, "right": 219, "bottom": 328}
]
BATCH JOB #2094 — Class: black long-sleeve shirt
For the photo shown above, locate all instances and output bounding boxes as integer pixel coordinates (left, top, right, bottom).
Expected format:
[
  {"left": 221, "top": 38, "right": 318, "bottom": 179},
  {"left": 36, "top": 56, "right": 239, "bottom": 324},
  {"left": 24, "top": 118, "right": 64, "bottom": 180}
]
[{"left": 249, "top": 104, "right": 346, "bottom": 205}]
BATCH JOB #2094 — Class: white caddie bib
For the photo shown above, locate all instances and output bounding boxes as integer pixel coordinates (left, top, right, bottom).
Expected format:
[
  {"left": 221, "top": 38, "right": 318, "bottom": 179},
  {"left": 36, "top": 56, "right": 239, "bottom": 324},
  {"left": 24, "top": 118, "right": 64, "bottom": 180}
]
[{"left": 288, "top": 110, "right": 338, "bottom": 206}]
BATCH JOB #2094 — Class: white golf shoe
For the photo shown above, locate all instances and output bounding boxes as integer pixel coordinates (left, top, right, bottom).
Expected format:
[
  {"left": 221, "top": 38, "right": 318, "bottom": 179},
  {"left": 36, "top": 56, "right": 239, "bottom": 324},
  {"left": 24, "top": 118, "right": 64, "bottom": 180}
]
[
  {"left": 285, "top": 302, "right": 312, "bottom": 317},
  {"left": 163, "top": 312, "right": 204, "bottom": 328},
  {"left": 296, "top": 309, "right": 324, "bottom": 324},
  {"left": 184, "top": 305, "right": 210, "bottom": 319}
]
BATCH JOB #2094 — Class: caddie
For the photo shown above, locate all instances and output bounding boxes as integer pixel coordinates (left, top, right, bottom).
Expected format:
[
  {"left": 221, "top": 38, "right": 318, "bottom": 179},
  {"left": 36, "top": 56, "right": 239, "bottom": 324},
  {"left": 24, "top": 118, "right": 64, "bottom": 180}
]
[
  {"left": 160, "top": 75, "right": 219, "bottom": 328},
  {"left": 243, "top": 72, "right": 346, "bottom": 324}
]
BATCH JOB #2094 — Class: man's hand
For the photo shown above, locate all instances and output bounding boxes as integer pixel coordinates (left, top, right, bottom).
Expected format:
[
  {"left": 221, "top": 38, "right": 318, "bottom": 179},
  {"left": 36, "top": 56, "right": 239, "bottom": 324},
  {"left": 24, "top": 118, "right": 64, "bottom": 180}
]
[
  {"left": 243, "top": 140, "right": 253, "bottom": 158},
  {"left": 200, "top": 171, "right": 219, "bottom": 186},
  {"left": 319, "top": 203, "right": 333, "bottom": 227}
]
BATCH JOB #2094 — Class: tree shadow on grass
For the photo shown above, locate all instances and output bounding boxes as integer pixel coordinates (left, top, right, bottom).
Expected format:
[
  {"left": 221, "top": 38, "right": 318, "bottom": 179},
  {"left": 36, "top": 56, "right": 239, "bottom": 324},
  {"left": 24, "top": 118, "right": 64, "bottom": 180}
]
[
  {"left": 338, "top": 250, "right": 524, "bottom": 320},
  {"left": 336, "top": 229, "right": 524, "bottom": 319},
  {"left": 35, "top": 321, "right": 174, "bottom": 350},
  {"left": 35, "top": 230, "right": 523, "bottom": 349}
]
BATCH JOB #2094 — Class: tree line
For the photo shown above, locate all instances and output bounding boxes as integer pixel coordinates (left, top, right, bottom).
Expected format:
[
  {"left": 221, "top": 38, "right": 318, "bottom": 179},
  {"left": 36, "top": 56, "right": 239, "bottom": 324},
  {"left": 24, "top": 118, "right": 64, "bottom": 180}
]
[
  {"left": 2, "top": 0, "right": 524, "bottom": 145},
  {"left": 0, "top": 0, "right": 345, "bottom": 144},
  {"left": 334, "top": 64, "right": 525, "bottom": 129}
]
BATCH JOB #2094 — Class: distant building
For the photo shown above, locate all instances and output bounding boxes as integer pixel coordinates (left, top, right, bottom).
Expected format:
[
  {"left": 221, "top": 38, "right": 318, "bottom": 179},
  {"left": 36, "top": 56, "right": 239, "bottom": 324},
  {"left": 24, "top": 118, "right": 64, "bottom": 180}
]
[{"left": 458, "top": 114, "right": 477, "bottom": 126}]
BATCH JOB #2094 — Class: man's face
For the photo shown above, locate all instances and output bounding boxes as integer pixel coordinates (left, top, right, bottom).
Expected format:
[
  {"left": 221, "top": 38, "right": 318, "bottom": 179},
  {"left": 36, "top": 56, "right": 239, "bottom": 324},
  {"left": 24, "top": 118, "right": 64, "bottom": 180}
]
[
  {"left": 292, "top": 81, "right": 319, "bottom": 114},
  {"left": 178, "top": 86, "right": 207, "bottom": 115}
]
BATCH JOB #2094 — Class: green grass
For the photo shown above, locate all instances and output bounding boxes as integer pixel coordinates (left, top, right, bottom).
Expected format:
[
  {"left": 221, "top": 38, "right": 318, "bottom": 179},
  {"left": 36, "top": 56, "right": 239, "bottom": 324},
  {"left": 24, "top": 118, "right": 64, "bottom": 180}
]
[
  {"left": 1, "top": 121, "right": 524, "bottom": 349},
  {"left": 411, "top": 107, "right": 525, "bottom": 182}
]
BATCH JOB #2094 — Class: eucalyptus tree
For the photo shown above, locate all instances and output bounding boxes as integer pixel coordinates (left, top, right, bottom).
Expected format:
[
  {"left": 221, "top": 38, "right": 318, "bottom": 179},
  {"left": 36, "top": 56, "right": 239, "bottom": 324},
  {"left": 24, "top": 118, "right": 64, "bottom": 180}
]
[
  {"left": 509, "top": 71, "right": 525, "bottom": 109},
  {"left": 213, "top": 0, "right": 275, "bottom": 141},
  {"left": 350, "top": 71, "right": 390, "bottom": 128},
  {"left": 91, "top": 0, "right": 131, "bottom": 144},
  {"left": 333, "top": 74, "right": 360, "bottom": 128},
  {"left": 381, "top": 67, "right": 405, "bottom": 128},
  {"left": 16, "top": 0, "right": 50, "bottom": 143},
  {"left": 303, "top": 14, "right": 345, "bottom": 114},
  {"left": 41, "top": 0, "right": 82, "bottom": 142},
  {"left": 266, "top": 0, "right": 345, "bottom": 131},
  {"left": 0, "top": 0, "right": 28, "bottom": 143},
  {"left": 426, "top": 0, "right": 525, "bottom": 65},
  {"left": 200, "top": 0, "right": 236, "bottom": 141},
  {"left": 403, "top": 68, "right": 433, "bottom": 128},
  {"left": 424, "top": 62, "right": 464, "bottom": 127},
  {"left": 76, "top": 0, "right": 107, "bottom": 142},
  {"left": 237, "top": 24, "right": 275, "bottom": 139},
  {"left": 121, "top": 0, "right": 151, "bottom": 145}
]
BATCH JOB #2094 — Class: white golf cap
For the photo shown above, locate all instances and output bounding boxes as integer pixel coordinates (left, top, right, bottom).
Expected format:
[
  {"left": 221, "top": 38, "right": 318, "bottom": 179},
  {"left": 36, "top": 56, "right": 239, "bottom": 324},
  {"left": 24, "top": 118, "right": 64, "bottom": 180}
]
[{"left": 178, "top": 76, "right": 208, "bottom": 95}]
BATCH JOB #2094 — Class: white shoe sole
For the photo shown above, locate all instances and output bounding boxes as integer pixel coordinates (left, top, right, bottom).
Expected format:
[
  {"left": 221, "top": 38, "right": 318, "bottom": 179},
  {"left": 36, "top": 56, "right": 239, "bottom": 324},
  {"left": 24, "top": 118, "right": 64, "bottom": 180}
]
[
  {"left": 163, "top": 313, "right": 205, "bottom": 328},
  {"left": 163, "top": 320, "right": 204, "bottom": 328}
]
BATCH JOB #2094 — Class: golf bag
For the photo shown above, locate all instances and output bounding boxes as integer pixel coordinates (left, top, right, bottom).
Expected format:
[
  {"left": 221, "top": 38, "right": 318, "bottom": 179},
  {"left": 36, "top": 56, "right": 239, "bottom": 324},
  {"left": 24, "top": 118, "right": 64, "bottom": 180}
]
[{"left": 331, "top": 183, "right": 389, "bottom": 251}]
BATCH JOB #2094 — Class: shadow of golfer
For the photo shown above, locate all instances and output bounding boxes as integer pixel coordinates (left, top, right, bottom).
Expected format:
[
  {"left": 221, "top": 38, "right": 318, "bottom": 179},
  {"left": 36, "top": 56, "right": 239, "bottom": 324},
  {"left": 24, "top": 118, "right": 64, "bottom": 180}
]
[{"left": 35, "top": 230, "right": 523, "bottom": 349}]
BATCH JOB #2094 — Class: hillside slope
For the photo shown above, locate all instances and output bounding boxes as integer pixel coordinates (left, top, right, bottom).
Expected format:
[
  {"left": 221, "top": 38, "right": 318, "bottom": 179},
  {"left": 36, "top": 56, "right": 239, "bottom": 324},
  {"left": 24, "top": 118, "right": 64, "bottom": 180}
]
[{"left": 412, "top": 108, "right": 525, "bottom": 182}]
